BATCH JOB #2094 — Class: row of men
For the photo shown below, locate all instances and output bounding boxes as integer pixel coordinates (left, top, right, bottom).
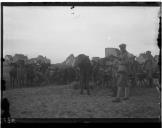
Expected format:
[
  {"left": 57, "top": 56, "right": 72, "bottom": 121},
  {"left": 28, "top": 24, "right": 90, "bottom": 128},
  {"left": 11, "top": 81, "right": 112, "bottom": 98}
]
[
  {"left": 4, "top": 44, "right": 159, "bottom": 91},
  {"left": 72, "top": 43, "right": 160, "bottom": 102}
]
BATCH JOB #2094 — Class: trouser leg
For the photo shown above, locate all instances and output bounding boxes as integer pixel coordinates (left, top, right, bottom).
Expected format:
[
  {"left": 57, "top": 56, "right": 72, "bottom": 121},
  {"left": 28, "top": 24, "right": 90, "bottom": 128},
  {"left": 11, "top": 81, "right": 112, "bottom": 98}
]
[
  {"left": 116, "top": 87, "right": 122, "bottom": 99},
  {"left": 124, "top": 87, "right": 130, "bottom": 98},
  {"left": 116, "top": 74, "right": 123, "bottom": 99},
  {"left": 80, "top": 79, "right": 84, "bottom": 94},
  {"left": 86, "top": 80, "right": 90, "bottom": 95},
  {"left": 149, "top": 78, "right": 153, "bottom": 87}
]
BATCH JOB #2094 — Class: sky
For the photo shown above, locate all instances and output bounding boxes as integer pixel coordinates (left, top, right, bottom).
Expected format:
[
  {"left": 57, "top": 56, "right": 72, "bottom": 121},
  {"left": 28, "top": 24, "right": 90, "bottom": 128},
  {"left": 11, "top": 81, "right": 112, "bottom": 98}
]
[{"left": 3, "top": 6, "right": 160, "bottom": 64}]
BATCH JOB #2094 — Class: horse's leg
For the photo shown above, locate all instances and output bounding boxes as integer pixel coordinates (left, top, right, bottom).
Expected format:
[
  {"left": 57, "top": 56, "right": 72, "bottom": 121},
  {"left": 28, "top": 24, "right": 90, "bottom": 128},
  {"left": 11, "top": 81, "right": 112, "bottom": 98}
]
[
  {"left": 140, "top": 79, "right": 144, "bottom": 88},
  {"left": 102, "top": 78, "right": 104, "bottom": 88},
  {"left": 10, "top": 77, "right": 13, "bottom": 88},
  {"left": 135, "top": 78, "right": 138, "bottom": 87},
  {"left": 23, "top": 76, "right": 25, "bottom": 87},
  {"left": 140, "top": 79, "right": 143, "bottom": 88},
  {"left": 12, "top": 77, "right": 14, "bottom": 88},
  {"left": 138, "top": 80, "right": 141, "bottom": 88},
  {"left": 11, "top": 77, "right": 13, "bottom": 89},
  {"left": 17, "top": 77, "right": 20, "bottom": 88},
  {"left": 27, "top": 77, "right": 29, "bottom": 87},
  {"left": 144, "top": 79, "right": 148, "bottom": 88},
  {"left": 133, "top": 78, "right": 137, "bottom": 87},
  {"left": 13, "top": 78, "right": 15, "bottom": 89},
  {"left": 22, "top": 78, "right": 24, "bottom": 88},
  {"left": 10, "top": 76, "right": 12, "bottom": 89},
  {"left": 144, "top": 78, "right": 149, "bottom": 87},
  {"left": 136, "top": 79, "right": 138, "bottom": 87},
  {"left": 80, "top": 81, "right": 83, "bottom": 94},
  {"left": 84, "top": 75, "right": 89, "bottom": 95},
  {"left": 16, "top": 77, "right": 18, "bottom": 88},
  {"left": 87, "top": 79, "right": 90, "bottom": 95},
  {"left": 18, "top": 78, "right": 20, "bottom": 88},
  {"left": 80, "top": 78, "right": 84, "bottom": 94},
  {"left": 144, "top": 79, "right": 148, "bottom": 87},
  {"left": 101, "top": 78, "right": 103, "bottom": 88},
  {"left": 26, "top": 75, "right": 29, "bottom": 86},
  {"left": 20, "top": 78, "right": 22, "bottom": 88},
  {"left": 12, "top": 77, "right": 14, "bottom": 89},
  {"left": 103, "top": 78, "right": 105, "bottom": 88},
  {"left": 141, "top": 79, "right": 145, "bottom": 88},
  {"left": 21, "top": 78, "right": 23, "bottom": 88},
  {"left": 154, "top": 79, "right": 160, "bottom": 94},
  {"left": 21, "top": 76, "right": 23, "bottom": 88},
  {"left": 19, "top": 76, "right": 22, "bottom": 88}
]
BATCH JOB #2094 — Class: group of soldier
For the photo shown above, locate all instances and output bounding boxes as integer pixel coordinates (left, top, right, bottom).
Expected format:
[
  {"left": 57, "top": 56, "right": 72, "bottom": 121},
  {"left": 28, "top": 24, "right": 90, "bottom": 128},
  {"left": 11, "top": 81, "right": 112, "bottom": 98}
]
[
  {"left": 3, "top": 43, "right": 160, "bottom": 102},
  {"left": 111, "top": 44, "right": 160, "bottom": 102},
  {"left": 7, "top": 59, "right": 50, "bottom": 88},
  {"left": 74, "top": 43, "right": 160, "bottom": 102}
]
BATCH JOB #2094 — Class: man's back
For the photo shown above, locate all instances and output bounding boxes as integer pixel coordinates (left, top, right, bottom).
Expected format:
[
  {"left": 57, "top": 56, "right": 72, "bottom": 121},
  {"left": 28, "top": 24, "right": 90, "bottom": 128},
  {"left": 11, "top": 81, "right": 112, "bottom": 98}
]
[{"left": 144, "top": 54, "right": 154, "bottom": 71}]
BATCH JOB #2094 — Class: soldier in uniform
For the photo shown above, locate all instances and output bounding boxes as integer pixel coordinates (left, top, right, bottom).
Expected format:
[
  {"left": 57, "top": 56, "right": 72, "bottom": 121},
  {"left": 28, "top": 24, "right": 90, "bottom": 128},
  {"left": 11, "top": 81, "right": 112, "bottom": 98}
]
[
  {"left": 112, "top": 43, "right": 130, "bottom": 102},
  {"left": 143, "top": 51, "right": 154, "bottom": 87}
]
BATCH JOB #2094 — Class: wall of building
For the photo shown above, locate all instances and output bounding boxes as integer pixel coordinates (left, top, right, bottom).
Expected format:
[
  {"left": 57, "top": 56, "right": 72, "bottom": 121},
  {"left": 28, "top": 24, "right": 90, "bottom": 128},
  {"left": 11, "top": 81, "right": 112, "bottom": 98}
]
[{"left": 105, "top": 48, "right": 120, "bottom": 57}]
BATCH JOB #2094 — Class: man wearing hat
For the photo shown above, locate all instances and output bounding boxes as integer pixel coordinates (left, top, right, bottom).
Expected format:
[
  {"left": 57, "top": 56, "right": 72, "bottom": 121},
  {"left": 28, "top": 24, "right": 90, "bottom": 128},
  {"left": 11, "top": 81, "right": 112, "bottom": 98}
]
[
  {"left": 112, "top": 43, "right": 130, "bottom": 102},
  {"left": 144, "top": 51, "right": 154, "bottom": 87}
]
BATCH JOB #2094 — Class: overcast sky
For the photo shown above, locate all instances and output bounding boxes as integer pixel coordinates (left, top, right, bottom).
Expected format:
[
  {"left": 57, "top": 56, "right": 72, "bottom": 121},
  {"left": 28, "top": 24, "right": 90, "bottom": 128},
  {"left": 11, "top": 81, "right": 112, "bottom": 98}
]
[{"left": 3, "top": 6, "right": 160, "bottom": 64}]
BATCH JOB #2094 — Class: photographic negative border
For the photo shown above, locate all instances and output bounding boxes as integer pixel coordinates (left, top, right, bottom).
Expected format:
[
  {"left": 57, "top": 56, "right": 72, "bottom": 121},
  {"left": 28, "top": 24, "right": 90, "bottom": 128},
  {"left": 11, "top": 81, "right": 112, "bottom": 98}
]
[{"left": 1, "top": 2, "right": 161, "bottom": 124}]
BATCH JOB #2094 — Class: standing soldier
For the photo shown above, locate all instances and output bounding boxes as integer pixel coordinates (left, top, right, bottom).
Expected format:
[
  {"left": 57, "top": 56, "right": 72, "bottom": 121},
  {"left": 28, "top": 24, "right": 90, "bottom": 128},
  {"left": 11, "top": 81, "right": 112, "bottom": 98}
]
[
  {"left": 112, "top": 43, "right": 130, "bottom": 102},
  {"left": 128, "top": 55, "right": 137, "bottom": 88},
  {"left": 143, "top": 51, "right": 154, "bottom": 87}
]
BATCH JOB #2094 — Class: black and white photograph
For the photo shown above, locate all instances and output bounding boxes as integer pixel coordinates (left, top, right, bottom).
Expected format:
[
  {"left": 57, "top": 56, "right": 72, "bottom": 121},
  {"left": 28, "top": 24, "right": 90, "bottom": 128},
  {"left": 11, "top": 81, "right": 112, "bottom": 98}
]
[{"left": 1, "top": 2, "right": 161, "bottom": 122}]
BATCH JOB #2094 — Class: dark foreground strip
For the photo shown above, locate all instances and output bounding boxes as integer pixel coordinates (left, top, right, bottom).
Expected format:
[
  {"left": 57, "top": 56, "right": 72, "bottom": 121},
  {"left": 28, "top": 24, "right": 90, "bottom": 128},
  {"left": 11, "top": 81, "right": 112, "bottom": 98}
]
[
  {"left": 2, "top": 118, "right": 161, "bottom": 128},
  {"left": 11, "top": 118, "right": 160, "bottom": 123}
]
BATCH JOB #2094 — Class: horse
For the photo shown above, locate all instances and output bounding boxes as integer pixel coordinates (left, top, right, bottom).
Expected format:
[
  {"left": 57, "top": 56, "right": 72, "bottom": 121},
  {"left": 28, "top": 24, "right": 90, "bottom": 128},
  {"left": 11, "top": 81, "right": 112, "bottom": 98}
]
[
  {"left": 9, "top": 63, "right": 18, "bottom": 88},
  {"left": 74, "top": 54, "right": 92, "bottom": 95},
  {"left": 25, "top": 63, "right": 36, "bottom": 86},
  {"left": 16, "top": 60, "right": 26, "bottom": 88}
]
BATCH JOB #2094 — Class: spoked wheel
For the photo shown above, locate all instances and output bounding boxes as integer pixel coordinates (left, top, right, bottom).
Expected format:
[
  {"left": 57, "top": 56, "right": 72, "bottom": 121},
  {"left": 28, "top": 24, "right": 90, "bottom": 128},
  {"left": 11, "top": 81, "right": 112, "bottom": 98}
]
[
  {"left": 152, "top": 72, "right": 161, "bottom": 94},
  {"left": 135, "top": 73, "right": 148, "bottom": 88}
]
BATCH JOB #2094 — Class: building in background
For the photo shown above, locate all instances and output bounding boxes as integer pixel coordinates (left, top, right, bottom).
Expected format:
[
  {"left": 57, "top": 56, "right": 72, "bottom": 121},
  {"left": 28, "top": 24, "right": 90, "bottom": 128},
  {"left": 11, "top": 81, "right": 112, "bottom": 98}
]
[
  {"left": 13, "top": 54, "right": 28, "bottom": 63},
  {"left": 105, "top": 48, "right": 120, "bottom": 58}
]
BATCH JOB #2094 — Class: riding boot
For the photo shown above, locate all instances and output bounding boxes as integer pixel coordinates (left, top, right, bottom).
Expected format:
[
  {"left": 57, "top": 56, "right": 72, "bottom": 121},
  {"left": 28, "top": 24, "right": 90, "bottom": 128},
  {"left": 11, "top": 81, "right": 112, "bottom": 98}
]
[
  {"left": 112, "top": 87, "right": 122, "bottom": 102},
  {"left": 80, "top": 84, "right": 84, "bottom": 94},
  {"left": 111, "top": 86, "right": 117, "bottom": 97},
  {"left": 87, "top": 86, "right": 90, "bottom": 95},
  {"left": 80, "top": 89, "right": 84, "bottom": 94},
  {"left": 123, "top": 87, "right": 130, "bottom": 100}
]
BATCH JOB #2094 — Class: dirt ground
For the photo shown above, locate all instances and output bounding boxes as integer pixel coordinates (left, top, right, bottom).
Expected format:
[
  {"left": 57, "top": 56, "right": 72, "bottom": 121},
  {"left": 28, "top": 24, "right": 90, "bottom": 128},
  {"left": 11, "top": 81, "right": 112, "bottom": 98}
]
[{"left": 3, "top": 84, "right": 161, "bottom": 118}]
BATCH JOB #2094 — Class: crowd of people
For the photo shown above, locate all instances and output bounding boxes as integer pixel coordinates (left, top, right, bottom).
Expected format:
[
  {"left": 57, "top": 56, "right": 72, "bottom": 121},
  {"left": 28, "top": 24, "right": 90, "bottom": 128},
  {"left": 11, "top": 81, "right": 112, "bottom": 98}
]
[
  {"left": 3, "top": 43, "right": 160, "bottom": 96},
  {"left": 111, "top": 44, "right": 160, "bottom": 102},
  {"left": 2, "top": 43, "right": 160, "bottom": 123}
]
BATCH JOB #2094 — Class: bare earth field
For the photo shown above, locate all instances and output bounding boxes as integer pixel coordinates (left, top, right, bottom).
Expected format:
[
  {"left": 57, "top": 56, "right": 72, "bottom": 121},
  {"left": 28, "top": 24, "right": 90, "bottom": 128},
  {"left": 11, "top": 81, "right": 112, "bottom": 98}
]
[{"left": 3, "top": 84, "right": 161, "bottom": 118}]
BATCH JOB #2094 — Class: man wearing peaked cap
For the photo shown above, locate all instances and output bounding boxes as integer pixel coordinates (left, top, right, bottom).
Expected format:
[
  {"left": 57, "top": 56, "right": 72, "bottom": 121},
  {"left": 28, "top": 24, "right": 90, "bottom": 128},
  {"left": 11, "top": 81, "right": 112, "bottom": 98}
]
[
  {"left": 144, "top": 50, "right": 154, "bottom": 87},
  {"left": 119, "top": 43, "right": 126, "bottom": 48},
  {"left": 112, "top": 43, "right": 130, "bottom": 102}
]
